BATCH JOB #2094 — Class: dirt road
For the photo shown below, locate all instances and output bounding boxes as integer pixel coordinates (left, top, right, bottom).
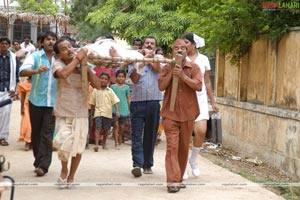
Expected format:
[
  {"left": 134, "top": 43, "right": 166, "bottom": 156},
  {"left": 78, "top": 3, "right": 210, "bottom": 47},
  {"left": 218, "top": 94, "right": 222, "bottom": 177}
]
[{"left": 0, "top": 101, "right": 284, "bottom": 200}]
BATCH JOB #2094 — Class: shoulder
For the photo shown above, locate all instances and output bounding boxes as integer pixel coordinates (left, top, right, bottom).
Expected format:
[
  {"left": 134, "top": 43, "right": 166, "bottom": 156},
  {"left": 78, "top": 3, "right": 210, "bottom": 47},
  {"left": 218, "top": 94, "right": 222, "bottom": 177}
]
[
  {"left": 8, "top": 51, "right": 16, "bottom": 58},
  {"left": 53, "top": 59, "right": 65, "bottom": 71},
  {"left": 190, "top": 62, "right": 201, "bottom": 73},
  {"left": 197, "top": 52, "right": 208, "bottom": 59},
  {"left": 107, "top": 87, "right": 114, "bottom": 92},
  {"left": 197, "top": 53, "right": 210, "bottom": 63},
  {"left": 53, "top": 59, "right": 65, "bottom": 65},
  {"left": 31, "top": 50, "right": 43, "bottom": 58},
  {"left": 110, "top": 84, "right": 117, "bottom": 89}
]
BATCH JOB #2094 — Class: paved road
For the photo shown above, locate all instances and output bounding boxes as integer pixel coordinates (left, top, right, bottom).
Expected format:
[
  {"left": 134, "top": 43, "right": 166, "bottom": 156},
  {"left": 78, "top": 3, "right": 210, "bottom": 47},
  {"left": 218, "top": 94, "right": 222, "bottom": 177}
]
[{"left": 0, "top": 101, "right": 284, "bottom": 200}]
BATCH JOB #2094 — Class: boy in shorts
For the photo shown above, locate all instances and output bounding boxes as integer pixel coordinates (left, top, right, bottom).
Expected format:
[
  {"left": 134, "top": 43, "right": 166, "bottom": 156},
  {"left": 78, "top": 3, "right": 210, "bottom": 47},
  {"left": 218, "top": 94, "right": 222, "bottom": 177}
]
[{"left": 90, "top": 72, "right": 120, "bottom": 151}]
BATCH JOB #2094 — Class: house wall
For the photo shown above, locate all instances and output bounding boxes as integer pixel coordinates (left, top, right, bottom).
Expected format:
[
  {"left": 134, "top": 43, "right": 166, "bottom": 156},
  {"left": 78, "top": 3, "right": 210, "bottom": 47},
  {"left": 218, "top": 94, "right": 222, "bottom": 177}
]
[{"left": 215, "top": 28, "right": 300, "bottom": 180}]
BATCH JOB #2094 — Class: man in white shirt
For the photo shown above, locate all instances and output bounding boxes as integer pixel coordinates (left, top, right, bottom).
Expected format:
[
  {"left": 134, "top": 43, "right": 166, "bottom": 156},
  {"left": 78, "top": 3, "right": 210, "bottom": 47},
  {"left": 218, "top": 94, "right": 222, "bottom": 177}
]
[{"left": 20, "top": 35, "right": 36, "bottom": 55}]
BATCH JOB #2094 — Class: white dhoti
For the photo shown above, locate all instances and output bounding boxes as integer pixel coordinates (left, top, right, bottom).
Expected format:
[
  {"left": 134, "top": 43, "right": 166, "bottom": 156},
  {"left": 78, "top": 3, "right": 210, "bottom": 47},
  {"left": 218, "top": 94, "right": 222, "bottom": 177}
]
[
  {"left": 53, "top": 117, "right": 88, "bottom": 162},
  {"left": 0, "top": 92, "right": 12, "bottom": 140}
]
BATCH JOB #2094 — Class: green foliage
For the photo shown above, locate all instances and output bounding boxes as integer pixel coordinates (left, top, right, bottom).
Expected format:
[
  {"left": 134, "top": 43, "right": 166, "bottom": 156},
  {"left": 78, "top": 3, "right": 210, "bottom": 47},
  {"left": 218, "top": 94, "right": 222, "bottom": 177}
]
[
  {"left": 16, "top": 0, "right": 59, "bottom": 15},
  {"left": 60, "top": 0, "right": 71, "bottom": 15},
  {"left": 73, "top": 22, "right": 111, "bottom": 42},
  {"left": 86, "top": 0, "right": 189, "bottom": 48},
  {"left": 70, "top": 0, "right": 112, "bottom": 41},
  {"left": 71, "top": 0, "right": 300, "bottom": 58}
]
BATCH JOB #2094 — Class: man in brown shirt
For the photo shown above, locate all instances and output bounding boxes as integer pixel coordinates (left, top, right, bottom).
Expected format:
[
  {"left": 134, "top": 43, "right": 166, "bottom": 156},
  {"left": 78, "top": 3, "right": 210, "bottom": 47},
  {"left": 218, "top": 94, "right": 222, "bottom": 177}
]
[{"left": 158, "top": 39, "right": 202, "bottom": 193}]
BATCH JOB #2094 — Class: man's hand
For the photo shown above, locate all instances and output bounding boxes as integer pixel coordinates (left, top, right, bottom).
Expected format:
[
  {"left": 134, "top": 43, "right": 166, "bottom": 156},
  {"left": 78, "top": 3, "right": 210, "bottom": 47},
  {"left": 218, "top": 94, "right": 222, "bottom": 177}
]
[
  {"left": 8, "top": 91, "right": 17, "bottom": 98},
  {"left": 36, "top": 65, "right": 49, "bottom": 74},
  {"left": 173, "top": 64, "right": 185, "bottom": 79},
  {"left": 75, "top": 48, "right": 88, "bottom": 61}
]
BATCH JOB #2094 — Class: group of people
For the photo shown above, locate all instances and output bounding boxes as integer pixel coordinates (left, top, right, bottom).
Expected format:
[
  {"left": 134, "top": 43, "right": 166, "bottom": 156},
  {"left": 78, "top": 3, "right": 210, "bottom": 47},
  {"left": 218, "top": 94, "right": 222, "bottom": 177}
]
[{"left": 0, "top": 31, "right": 219, "bottom": 193}]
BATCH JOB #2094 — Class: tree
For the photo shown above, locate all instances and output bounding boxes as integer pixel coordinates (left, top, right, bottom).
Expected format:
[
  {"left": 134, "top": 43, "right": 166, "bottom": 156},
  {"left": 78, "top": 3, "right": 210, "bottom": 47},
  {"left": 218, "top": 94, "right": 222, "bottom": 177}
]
[
  {"left": 70, "top": 0, "right": 111, "bottom": 41},
  {"left": 17, "top": 0, "right": 59, "bottom": 15},
  {"left": 86, "top": 0, "right": 189, "bottom": 48},
  {"left": 73, "top": 0, "right": 300, "bottom": 58},
  {"left": 172, "top": 0, "right": 300, "bottom": 58}
]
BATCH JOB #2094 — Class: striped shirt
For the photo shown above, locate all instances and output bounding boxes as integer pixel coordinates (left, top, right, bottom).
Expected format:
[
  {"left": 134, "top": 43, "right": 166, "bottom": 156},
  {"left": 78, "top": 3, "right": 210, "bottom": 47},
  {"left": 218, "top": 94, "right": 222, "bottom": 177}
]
[
  {"left": 128, "top": 64, "right": 162, "bottom": 102},
  {"left": 19, "top": 49, "right": 56, "bottom": 107}
]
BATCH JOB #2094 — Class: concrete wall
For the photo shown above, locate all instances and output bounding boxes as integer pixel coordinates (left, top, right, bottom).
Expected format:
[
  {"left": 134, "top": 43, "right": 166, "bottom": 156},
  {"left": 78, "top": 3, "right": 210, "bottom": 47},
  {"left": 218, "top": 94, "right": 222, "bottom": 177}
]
[{"left": 215, "top": 28, "right": 300, "bottom": 180}]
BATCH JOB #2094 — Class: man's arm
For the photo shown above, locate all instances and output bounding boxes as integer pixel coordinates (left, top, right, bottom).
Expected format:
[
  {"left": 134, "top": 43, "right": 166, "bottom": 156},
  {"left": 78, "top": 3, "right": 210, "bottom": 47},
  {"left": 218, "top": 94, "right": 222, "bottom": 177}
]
[
  {"left": 19, "top": 56, "right": 49, "bottom": 77},
  {"left": 54, "top": 48, "right": 88, "bottom": 79},
  {"left": 88, "top": 68, "right": 101, "bottom": 89},
  {"left": 158, "top": 65, "right": 173, "bottom": 91},
  {"left": 19, "top": 67, "right": 47, "bottom": 77},
  {"left": 174, "top": 64, "right": 202, "bottom": 91},
  {"left": 129, "top": 68, "right": 140, "bottom": 83},
  {"left": 53, "top": 58, "right": 79, "bottom": 79}
]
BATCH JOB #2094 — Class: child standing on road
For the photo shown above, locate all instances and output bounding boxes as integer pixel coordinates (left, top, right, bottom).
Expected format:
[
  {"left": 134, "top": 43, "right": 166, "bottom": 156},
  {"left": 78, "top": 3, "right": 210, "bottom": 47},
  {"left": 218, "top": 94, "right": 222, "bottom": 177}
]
[
  {"left": 90, "top": 72, "right": 120, "bottom": 151},
  {"left": 110, "top": 70, "right": 131, "bottom": 148}
]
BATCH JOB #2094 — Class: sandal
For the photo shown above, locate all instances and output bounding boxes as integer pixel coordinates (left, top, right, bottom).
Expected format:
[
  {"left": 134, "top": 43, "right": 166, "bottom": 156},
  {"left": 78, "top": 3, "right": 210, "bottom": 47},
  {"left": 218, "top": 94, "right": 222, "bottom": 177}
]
[
  {"left": 0, "top": 139, "right": 9, "bottom": 146},
  {"left": 57, "top": 177, "right": 67, "bottom": 189},
  {"left": 67, "top": 180, "right": 76, "bottom": 189}
]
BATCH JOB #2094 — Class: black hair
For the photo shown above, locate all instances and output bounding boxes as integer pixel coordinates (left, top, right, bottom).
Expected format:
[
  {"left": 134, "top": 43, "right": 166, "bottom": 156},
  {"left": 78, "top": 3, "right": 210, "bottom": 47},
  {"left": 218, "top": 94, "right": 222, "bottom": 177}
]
[
  {"left": 12, "top": 40, "right": 20, "bottom": 45},
  {"left": 23, "top": 35, "right": 31, "bottom": 40},
  {"left": 0, "top": 37, "right": 11, "bottom": 45},
  {"left": 105, "top": 35, "right": 115, "bottom": 40},
  {"left": 37, "top": 34, "right": 43, "bottom": 42},
  {"left": 155, "top": 48, "right": 164, "bottom": 54},
  {"left": 53, "top": 38, "right": 70, "bottom": 54},
  {"left": 60, "top": 35, "right": 72, "bottom": 41},
  {"left": 116, "top": 69, "right": 126, "bottom": 77},
  {"left": 132, "top": 38, "right": 143, "bottom": 46},
  {"left": 143, "top": 36, "right": 157, "bottom": 45},
  {"left": 100, "top": 72, "right": 110, "bottom": 80},
  {"left": 41, "top": 31, "right": 57, "bottom": 43},
  {"left": 181, "top": 32, "right": 195, "bottom": 44}
]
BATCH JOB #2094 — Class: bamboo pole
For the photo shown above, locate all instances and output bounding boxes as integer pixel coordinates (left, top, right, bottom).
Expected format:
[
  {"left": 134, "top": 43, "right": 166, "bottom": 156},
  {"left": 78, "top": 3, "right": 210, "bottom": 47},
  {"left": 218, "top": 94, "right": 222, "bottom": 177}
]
[
  {"left": 81, "top": 56, "right": 88, "bottom": 107},
  {"left": 170, "top": 54, "right": 183, "bottom": 111},
  {"left": 87, "top": 54, "right": 175, "bottom": 67}
]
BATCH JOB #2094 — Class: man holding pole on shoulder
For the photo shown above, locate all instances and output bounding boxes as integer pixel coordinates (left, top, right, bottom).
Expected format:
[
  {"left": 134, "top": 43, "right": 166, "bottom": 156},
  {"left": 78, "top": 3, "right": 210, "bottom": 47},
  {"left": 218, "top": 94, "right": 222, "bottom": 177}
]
[
  {"left": 128, "top": 36, "right": 163, "bottom": 177},
  {"left": 158, "top": 39, "right": 202, "bottom": 193}
]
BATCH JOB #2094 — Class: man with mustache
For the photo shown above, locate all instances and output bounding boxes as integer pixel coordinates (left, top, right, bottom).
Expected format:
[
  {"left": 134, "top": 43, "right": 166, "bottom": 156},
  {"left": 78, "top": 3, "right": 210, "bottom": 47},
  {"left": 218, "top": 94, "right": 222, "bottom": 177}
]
[
  {"left": 158, "top": 39, "right": 202, "bottom": 193},
  {"left": 19, "top": 31, "right": 58, "bottom": 177},
  {"left": 51, "top": 38, "right": 105, "bottom": 188},
  {"left": 128, "top": 36, "right": 163, "bottom": 177}
]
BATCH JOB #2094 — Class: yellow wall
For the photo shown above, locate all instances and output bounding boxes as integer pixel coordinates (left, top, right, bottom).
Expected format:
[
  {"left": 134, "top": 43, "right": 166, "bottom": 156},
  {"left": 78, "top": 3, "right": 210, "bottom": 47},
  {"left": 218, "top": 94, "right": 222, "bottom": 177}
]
[{"left": 215, "top": 29, "right": 300, "bottom": 179}]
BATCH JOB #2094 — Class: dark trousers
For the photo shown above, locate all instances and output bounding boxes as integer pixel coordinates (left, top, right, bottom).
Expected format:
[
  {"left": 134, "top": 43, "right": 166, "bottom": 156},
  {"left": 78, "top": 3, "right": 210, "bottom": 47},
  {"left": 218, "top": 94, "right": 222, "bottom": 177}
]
[
  {"left": 29, "top": 101, "right": 55, "bottom": 173},
  {"left": 130, "top": 100, "right": 160, "bottom": 168}
]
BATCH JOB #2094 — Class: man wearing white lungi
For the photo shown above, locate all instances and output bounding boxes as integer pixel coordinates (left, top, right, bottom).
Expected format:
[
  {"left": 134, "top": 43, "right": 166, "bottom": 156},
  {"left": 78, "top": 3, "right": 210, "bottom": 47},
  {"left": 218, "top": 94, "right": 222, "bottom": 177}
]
[
  {"left": 0, "top": 37, "right": 19, "bottom": 146},
  {"left": 52, "top": 38, "right": 103, "bottom": 188}
]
